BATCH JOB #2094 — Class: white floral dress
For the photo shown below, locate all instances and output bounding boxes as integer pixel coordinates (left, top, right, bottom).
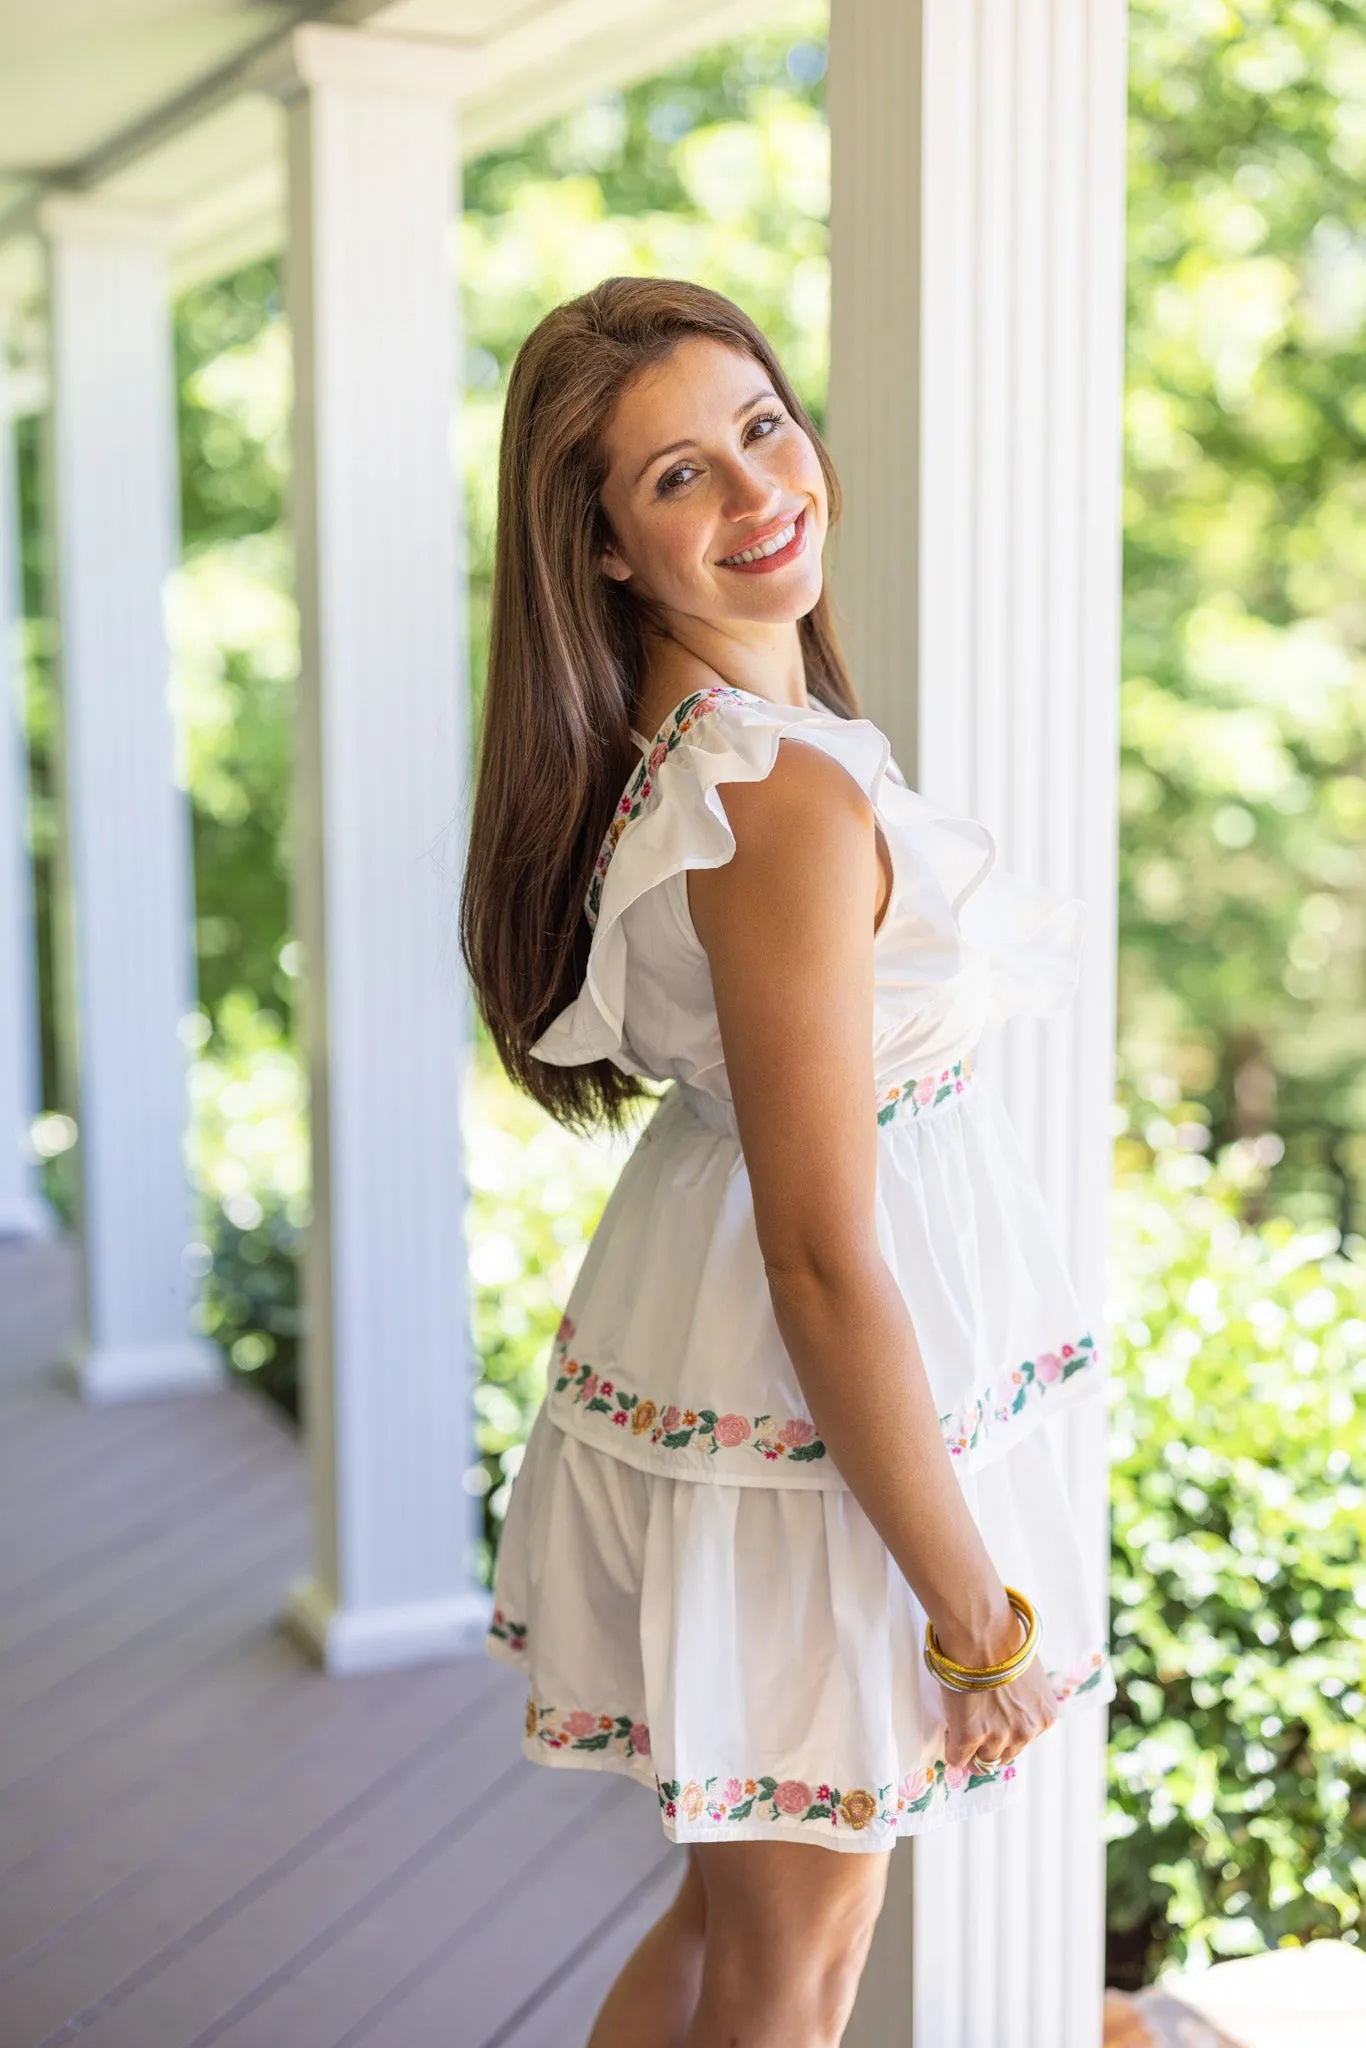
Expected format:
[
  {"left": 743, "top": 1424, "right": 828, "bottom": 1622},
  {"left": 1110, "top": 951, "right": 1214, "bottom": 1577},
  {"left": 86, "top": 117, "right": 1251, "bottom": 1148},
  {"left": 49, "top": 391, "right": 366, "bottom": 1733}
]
[{"left": 486, "top": 683, "right": 1115, "bottom": 1853}]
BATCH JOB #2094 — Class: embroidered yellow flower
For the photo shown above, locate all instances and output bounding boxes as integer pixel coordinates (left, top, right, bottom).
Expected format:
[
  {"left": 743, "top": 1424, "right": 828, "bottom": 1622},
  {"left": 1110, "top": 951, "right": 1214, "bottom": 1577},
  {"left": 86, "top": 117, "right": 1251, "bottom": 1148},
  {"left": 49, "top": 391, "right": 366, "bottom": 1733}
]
[
  {"left": 632, "top": 1399, "right": 658, "bottom": 1436},
  {"left": 840, "top": 1788, "right": 878, "bottom": 1830},
  {"left": 681, "top": 1780, "right": 706, "bottom": 1821},
  {"left": 525, "top": 1697, "right": 537, "bottom": 1738}
]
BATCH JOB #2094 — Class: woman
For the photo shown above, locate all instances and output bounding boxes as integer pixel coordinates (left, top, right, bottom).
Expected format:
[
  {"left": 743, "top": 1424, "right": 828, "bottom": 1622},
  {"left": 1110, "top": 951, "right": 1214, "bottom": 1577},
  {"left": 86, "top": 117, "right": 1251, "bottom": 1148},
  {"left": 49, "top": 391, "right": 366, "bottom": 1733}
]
[{"left": 462, "top": 276, "right": 1114, "bottom": 2047}]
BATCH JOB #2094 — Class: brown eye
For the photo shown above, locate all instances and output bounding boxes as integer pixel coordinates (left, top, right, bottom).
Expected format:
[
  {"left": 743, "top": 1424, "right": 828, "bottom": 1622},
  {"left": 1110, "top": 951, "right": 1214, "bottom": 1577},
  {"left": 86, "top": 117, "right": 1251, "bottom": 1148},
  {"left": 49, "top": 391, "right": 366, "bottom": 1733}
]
[
  {"left": 658, "top": 462, "right": 699, "bottom": 495},
  {"left": 747, "top": 410, "right": 785, "bottom": 441}
]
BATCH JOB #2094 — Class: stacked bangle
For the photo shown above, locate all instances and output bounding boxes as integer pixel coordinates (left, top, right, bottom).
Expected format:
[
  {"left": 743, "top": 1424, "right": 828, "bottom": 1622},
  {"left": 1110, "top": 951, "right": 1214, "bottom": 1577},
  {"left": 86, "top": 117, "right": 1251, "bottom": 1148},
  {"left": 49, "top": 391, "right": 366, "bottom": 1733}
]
[{"left": 924, "top": 1586, "right": 1039, "bottom": 1692}]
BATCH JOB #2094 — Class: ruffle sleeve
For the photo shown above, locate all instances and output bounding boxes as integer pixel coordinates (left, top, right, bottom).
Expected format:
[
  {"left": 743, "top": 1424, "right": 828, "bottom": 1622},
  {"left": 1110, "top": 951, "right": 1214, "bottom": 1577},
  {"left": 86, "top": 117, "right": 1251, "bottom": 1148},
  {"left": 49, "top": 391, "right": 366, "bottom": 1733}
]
[{"left": 529, "top": 684, "right": 1084, "bottom": 1067}]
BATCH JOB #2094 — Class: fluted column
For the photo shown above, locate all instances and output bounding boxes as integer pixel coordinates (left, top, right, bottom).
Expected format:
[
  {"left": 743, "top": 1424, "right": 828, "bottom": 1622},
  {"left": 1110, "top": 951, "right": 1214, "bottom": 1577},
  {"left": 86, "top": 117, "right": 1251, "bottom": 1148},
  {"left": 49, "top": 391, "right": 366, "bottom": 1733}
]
[
  {"left": 0, "top": 363, "right": 53, "bottom": 1240},
  {"left": 42, "top": 199, "right": 220, "bottom": 1400},
  {"left": 828, "top": 3, "right": 1126, "bottom": 2043},
  {"left": 271, "top": 25, "right": 487, "bottom": 1672}
]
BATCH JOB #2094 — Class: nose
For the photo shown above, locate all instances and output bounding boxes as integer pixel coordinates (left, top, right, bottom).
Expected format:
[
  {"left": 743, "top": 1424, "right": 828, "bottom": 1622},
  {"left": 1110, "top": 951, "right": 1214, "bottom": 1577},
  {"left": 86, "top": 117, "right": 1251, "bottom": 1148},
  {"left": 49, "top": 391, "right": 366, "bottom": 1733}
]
[{"left": 718, "top": 451, "right": 780, "bottom": 521}]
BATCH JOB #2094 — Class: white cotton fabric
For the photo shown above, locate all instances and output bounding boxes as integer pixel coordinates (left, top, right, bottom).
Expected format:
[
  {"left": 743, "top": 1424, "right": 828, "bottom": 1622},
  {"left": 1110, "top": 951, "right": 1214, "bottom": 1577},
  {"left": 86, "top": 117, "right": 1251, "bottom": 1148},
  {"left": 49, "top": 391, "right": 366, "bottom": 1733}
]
[
  {"left": 490, "top": 1404, "right": 1112, "bottom": 1850},
  {"left": 488, "top": 683, "right": 1115, "bottom": 1851}
]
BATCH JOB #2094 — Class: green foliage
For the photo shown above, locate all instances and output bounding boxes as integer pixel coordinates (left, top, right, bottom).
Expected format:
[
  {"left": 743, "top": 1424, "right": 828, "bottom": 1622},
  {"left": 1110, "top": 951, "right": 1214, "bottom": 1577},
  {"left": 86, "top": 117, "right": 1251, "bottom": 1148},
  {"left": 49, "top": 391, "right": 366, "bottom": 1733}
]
[
  {"left": 1106, "top": 1128, "right": 1366, "bottom": 1978},
  {"left": 185, "top": 990, "right": 307, "bottom": 1412},
  {"left": 1123, "top": 0, "right": 1366, "bottom": 1232},
  {"left": 175, "top": 261, "right": 285, "bottom": 547},
  {"left": 174, "top": 268, "right": 296, "bottom": 1035}
]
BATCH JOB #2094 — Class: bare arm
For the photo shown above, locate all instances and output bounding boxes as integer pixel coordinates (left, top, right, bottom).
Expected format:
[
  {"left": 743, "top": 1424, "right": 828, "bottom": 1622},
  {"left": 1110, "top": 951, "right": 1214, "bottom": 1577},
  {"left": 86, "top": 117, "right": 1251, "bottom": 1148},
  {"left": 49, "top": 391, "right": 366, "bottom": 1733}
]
[{"left": 686, "top": 739, "right": 1023, "bottom": 1677}]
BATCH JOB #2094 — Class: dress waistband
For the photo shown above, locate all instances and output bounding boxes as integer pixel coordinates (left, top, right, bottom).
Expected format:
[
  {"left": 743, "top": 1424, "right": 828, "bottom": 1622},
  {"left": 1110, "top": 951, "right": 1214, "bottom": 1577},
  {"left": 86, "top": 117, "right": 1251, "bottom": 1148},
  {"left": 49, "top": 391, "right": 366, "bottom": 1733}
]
[{"left": 677, "top": 1051, "right": 975, "bottom": 1141}]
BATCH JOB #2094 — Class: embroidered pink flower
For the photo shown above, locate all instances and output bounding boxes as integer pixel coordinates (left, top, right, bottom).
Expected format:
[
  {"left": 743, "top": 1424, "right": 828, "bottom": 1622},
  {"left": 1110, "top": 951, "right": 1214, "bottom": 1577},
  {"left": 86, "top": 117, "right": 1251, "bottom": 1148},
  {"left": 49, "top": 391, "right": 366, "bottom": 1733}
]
[
  {"left": 562, "top": 1711, "right": 598, "bottom": 1738},
  {"left": 778, "top": 1417, "right": 816, "bottom": 1448},
  {"left": 914, "top": 1078, "right": 937, "bottom": 1105},
  {"left": 649, "top": 742, "right": 668, "bottom": 771},
  {"left": 612, "top": 1409, "right": 628, "bottom": 1426},
  {"left": 774, "top": 1780, "right": 813, "bottom": 1815},
  {"left": 713, "top": 1413, "right": 751, "bottom": 1447},
  {"left": 661, "top": 1405, "right": 681, "bottom": 1430},
  {"left": 1035, "top": 1351, "right": 1063, "bottom": 1384},
  {"left": 599, "top": 1380, "right": 614, "bottom": 1397},
  {"left": 944, "top": 1763, "right": 971, "bottom": 1792},
  {"left": 580, "top": 1373, "right": 598, "bottom": 1401},
  {"left": 631, "top": 1724, "right": 651, "bottom": 1756},
  {"left": 724, "top": 1777, "right": 744, "bottom": 1804}
]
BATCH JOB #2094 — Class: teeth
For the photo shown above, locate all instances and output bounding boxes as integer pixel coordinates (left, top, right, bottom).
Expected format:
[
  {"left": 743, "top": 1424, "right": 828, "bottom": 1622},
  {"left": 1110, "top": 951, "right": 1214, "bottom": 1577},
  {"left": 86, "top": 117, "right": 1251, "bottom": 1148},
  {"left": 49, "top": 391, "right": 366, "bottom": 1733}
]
[{"left": 722, "top": 517, "right": 798, "bottom": 565}]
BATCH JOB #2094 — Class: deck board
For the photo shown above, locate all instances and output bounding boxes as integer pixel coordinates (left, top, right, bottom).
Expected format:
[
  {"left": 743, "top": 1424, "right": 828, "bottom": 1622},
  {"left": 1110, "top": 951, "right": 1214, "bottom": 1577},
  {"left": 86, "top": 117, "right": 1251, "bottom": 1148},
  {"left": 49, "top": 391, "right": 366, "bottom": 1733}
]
[{"left": 0, "top": 1237, "right": 657, "bottom": 2048}]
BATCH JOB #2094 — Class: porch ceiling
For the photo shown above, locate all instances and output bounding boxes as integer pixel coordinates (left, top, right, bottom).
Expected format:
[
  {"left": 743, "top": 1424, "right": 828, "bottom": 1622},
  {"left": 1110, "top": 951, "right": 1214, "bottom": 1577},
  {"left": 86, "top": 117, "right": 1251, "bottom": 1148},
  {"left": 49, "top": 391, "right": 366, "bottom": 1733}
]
[{"left": 0, "top": 0, "right": 798, "bottom": 310}]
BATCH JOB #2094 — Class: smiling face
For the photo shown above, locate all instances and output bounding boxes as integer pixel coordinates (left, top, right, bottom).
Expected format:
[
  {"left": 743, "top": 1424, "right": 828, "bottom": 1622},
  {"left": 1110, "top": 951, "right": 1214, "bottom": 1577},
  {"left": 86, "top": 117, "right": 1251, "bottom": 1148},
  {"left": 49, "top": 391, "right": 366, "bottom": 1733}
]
[{"left": 596, "top": 334, "right": 829, "bottom": 629}]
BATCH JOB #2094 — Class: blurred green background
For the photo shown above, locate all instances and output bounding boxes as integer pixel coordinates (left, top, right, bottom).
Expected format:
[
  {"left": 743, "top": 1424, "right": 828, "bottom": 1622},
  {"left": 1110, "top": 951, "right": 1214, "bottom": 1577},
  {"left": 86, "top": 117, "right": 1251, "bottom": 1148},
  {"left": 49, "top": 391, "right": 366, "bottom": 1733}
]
[{"left": 15, "top": 0, "right": 1366, "bottom": 1994}]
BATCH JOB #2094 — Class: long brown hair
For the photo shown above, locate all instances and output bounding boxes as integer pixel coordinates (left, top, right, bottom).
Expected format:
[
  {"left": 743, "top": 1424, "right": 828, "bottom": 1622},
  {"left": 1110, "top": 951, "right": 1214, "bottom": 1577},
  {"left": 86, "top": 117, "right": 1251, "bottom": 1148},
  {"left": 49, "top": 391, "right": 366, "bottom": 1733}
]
[{"left": 460, "top": 276, "right": 859, "bottom": 1133}]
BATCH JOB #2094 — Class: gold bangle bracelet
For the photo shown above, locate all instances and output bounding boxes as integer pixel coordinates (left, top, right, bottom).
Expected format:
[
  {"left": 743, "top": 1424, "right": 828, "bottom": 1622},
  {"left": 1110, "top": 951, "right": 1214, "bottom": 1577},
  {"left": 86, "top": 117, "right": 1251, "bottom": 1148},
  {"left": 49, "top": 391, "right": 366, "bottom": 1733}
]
[
  {"left": 926, "top": 1586, "right": 1037, "bottom": 1675},
  {"left": 925, "top": 1642, "right": 1038, "bottom": 1693},
  {"left": 924, "top": 1588, "right": 1039, "bottom": 1687}
]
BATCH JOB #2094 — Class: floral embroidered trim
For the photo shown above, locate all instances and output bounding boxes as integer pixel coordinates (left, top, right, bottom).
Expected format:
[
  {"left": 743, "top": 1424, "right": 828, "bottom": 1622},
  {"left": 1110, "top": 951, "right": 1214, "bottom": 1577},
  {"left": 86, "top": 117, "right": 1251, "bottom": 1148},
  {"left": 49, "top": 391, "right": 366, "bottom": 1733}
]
[
  {"left": 487, "top": 1608, "right": 527, "bottom": 1653},
  {"left": 519, "top": 1652, "right": 1110, "bottom": 1835},
  {"left": 527, "top": 1697, "right": 652, "bottom": 1761},
  {"left": 941, "top": 1333, "right": 1097, "bottom": 1459},
  {"left": 550, "top": 1317, "right": 825, "bottom": 1463},
  {"left": 875, "top": 1055, "right": 972, "bottom": 1125},
  {"left": 586, "top": 685, "right": 745, "bottom": 928},
  {"left": 659, "top": 1759, "right": 1013, "bottom": 1835},
  {"left": 547, "top": 1314, "right": 1098, "bottom": 1469}
]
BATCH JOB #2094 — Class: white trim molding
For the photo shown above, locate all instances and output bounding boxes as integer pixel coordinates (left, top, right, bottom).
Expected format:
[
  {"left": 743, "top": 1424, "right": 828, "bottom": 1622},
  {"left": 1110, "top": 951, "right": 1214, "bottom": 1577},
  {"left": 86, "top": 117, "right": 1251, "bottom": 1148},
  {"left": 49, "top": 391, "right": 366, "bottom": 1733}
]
[
  {"left": 265, "top": 22, "right": 483, "bottom": 103},
  {"left": 42, "top": 195, "right": 221, "bottom": 1401},
  {"left": 279, "top": 28, "right": 485, "bottom": 1672},
  {"left": 829, "top": 3, "right": 1127, "bottom": 2042}
]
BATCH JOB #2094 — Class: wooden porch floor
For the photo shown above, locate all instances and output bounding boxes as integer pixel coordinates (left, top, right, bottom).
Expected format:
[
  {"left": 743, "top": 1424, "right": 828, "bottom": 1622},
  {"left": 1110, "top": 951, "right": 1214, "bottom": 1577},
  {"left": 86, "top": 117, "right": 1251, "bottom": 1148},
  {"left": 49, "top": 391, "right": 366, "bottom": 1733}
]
[{"left": 0, "top": 1237, "right": 677, "bottom": 2048}]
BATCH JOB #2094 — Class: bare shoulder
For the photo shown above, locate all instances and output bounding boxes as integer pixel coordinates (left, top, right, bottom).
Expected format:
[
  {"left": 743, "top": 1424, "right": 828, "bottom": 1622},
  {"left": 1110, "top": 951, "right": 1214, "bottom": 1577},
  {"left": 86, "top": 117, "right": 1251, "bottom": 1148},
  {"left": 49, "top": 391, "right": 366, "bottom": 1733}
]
[{"left": 688, "top": 734, "right": 877, "bottom": 948}]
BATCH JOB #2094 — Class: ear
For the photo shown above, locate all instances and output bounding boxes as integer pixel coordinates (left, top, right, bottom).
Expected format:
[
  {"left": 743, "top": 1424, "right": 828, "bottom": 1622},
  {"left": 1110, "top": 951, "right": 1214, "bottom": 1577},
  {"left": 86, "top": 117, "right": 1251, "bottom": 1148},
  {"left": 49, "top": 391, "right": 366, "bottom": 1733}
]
[{"left": 600, "top": 543, "right": 631, "bottom": 584}]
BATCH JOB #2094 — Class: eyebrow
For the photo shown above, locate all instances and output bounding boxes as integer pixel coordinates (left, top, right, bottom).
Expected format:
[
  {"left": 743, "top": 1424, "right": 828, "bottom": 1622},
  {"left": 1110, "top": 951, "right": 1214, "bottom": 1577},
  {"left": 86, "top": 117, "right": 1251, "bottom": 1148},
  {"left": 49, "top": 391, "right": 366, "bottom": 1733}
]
[{"left": 632, "top": 388, "right": 778, "bottom": 486}]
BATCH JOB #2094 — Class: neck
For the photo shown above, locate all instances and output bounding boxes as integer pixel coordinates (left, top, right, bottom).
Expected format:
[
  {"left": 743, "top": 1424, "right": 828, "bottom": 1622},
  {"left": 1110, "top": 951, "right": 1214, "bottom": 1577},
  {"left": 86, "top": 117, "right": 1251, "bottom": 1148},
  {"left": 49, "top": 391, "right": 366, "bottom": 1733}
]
[{"left": 641, "top": 612, "right": 809, "bottom": 720}]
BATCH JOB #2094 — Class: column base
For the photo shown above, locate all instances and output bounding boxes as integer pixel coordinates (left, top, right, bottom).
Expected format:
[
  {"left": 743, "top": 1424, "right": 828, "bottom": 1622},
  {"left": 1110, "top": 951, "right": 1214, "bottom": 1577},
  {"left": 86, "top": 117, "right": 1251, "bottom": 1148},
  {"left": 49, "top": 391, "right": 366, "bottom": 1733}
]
[
  {"left": 66, "top": 1336, "right": 226, "bottom": 1403},
  {"left": 282, "top": 1576, "right": 493, "bottom": 1675}
]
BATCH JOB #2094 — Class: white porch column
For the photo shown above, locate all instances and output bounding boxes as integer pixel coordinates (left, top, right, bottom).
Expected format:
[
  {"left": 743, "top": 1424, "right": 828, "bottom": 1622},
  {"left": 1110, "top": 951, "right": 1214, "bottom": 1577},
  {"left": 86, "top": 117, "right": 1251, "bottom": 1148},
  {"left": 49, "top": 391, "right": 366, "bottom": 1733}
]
[
  {"left": 828, "top": 4, "right": 1126, "bottom": 2044},
  {"left": 0, "top": 364, "right": 53, "bottom": 1240},
  {"left": 42, "top": 200, "right": 220, "bottom": 1401},
  {"left": 272, "top": 25, "right": 488, "bottom": 1674}
]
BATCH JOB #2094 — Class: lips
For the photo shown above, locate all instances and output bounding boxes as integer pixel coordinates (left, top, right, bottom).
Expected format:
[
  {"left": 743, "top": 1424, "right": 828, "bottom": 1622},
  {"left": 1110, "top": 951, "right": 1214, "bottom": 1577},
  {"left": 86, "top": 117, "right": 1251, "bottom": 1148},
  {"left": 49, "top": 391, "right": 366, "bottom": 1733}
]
[{"left": 716, "top": 507, "right": 808, "bottom": 575}]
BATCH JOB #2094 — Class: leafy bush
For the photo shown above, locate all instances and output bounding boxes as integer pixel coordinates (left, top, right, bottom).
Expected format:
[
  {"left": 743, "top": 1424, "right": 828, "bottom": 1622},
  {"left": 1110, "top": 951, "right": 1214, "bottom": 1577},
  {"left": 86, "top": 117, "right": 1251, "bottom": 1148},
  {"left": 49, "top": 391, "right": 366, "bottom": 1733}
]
[{"left": 1106, "top": 1112, "right": 1366, "bottom": 1982}]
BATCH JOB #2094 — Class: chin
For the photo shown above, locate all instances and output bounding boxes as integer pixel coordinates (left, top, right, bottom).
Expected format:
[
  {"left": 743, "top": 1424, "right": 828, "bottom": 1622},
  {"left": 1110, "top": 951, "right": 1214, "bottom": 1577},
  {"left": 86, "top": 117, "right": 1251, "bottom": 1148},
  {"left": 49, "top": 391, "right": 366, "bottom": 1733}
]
[{"left": 734, "top": 567, "right": 824, "bottom": 624}]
